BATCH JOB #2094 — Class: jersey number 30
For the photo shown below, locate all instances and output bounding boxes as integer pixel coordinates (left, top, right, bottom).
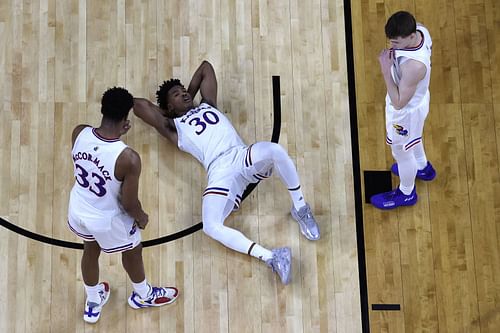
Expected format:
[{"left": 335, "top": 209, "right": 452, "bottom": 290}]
[
  {"left": 75, "top": 164, "right": 107, "bottom": 197},
  {"left": 185, "top": 110, "right": 220, "bottom": 135}
]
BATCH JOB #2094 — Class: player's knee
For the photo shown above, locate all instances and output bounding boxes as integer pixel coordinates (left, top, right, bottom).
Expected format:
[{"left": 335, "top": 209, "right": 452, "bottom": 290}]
[
  {"left": 83, "top": 241, "right": 101, "bottom": 259},
  {"left": 267, "top": 142, "right": 288, "bottom": 160},
  {"left": 203, "top": 222, "right": 224, "bottom": 239},
  {"left": 123, "top": 243, "right": 142, "bottom": 258},
  {"left": 391, "top": 145, "right": 406, "bottom": 160}
]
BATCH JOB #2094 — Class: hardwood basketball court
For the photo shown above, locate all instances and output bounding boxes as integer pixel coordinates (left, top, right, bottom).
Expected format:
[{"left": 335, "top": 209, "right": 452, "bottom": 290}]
[{"left": 0, "top": 0, "right": 499, "bottom": 332}]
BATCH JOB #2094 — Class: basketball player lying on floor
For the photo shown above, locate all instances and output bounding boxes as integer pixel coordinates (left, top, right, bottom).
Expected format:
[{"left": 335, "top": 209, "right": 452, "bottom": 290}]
[{"left": 133, "top": 60, "right": 320, "bottom": 284}]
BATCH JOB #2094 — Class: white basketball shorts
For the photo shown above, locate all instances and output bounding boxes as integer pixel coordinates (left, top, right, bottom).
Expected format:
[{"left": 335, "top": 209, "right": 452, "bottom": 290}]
[
  {"left": 204, "top": 144, "right": 273, "bottom": 209},
  {"left": 385, "top": 91, "right": 430, "bottom": 151},
  {"left": 68, "top": 210, "right": 141, "bottom": 253}
]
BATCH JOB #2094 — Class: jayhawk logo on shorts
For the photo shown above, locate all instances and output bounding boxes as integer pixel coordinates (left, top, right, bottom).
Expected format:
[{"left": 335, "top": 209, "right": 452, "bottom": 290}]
[{"left": 393, "top": 124, "right": 408, "bottom": 136}]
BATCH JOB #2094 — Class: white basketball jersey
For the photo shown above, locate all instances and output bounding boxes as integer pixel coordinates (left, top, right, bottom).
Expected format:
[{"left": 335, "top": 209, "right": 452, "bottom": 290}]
[
  {"left": 174, "top": 103, "right": 245, "bottom": 170},
  {"left": 68, "top": 127, "right": 127, "bottom": 224},
  {"left": 388, "top": 24, "right": 432, "bottom": 109}
]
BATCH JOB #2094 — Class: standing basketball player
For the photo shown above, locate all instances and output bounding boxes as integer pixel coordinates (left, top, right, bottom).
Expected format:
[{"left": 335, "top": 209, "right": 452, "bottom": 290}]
[
  {"left": 370, "top": 11, "right": 436, "bottom": 210},
  {"left": 68, "top": 87, "right": 178, "bottom": 323},
  {"left": 133, "top": 61, "right": 320, "bottom": 285}
]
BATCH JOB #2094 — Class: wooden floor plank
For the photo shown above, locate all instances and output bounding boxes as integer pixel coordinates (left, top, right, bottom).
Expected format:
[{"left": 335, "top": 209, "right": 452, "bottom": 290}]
[{"left": 462, "top": 103, "right": 500, "bottom": 332}]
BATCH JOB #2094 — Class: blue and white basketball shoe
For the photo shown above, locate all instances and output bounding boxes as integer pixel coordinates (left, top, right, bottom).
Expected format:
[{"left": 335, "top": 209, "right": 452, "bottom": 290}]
[
  {"left": 83, "top": 282, "right": 110, "bottom": 323},
  {"left": 128, "top": 285, "right": 179, "bottom": 309}
]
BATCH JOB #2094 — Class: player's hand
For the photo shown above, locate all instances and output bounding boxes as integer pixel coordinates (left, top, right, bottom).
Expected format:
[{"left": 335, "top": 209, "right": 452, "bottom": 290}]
[
  {"left": 378, "top": 49, "right": 394, "bottom": 74},
  {"left": 135, "top": 212, "right": 149, "bottom": 230}
]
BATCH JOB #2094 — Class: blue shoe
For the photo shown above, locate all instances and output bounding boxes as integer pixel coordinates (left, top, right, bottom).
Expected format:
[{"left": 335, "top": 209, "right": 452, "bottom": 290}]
[
  {"left": 128, "top": 285, "right": 179, "bottom": 309},
  {"left": 83, "top": 282, "right": 110, "bottom": 323},
  {"left": 391, "top": 161, "right": 436, "bottom": 181},
  {"left": 370, "top": 187, "right": 418, "bottom": 210}
]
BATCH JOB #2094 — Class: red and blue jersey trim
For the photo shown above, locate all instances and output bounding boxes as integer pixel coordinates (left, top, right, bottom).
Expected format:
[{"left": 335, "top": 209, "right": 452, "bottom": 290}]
[
  {"left": 102, "top": 242, "right": 134, "bottom": 253},
  {"left": 234, "top": 194, "right": 242, "bottom": 209},
  {"left": 203, "top": 187, "right": 230, "bottom": 197},
  {"left": 92, "top": 128, "right": 121, "bottom": 143},
  {"left": 67, "top": 220, "right": 95, "bottom": 240},
  {"left": 244, "top": 144, "right": 253, "bottom": 167},
  {"left": 404, "top": 137, "right": 422, "bottom": 150},
  {"left": 253, "top": 172, "right": 271, "bottom": 181}
]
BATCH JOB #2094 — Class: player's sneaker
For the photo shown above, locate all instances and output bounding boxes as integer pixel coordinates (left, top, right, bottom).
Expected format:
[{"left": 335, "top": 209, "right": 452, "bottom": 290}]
[
  {"left": 370, "top": 187, "right": 418, "bottom": 210},
  {"left": 291, "top": 203, "right": 320, "bottom": 240},
  {"left": 128, "top": 285, "right": 179, "bottom": 309},
  {"left": 391, "top": 161, "right": 436, "bottom": 181},
  {"left": 83, "top": 282, "right": 110, "bottom": 323},
  {"left": 266, "top": 247, "right": 292, "bottom": 285}
]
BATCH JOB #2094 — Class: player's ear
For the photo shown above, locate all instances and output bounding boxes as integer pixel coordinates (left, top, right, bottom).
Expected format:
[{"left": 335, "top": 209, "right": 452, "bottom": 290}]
[{"left": 166, "top": 102, "right": 176, "bottom": 116}]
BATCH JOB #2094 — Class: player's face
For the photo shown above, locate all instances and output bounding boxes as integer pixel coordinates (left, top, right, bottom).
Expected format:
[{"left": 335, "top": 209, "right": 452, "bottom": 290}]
[
  {"left": 167, "top": 85, "right": 194, "bottom": 116},
  {"left": 388, "top": 33, "right": 416, "bottom": 49}
]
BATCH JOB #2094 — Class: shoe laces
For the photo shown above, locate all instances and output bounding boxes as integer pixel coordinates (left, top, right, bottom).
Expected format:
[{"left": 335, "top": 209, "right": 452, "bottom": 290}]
[
  {"left": 296, "top": 204, "right": 307, "bottom": 217},
  {"left": 149, "top": 287, "right": 165, "bottom": 298},
  {"left": 86, "top": 289, "right": 106, "bottom": 308},
  {"left": 298, "top": 205, "right": 316, "bottom": 226},
  {"left": 383, "top": 189, "right": 399, "bottom": 200},
  {"left": 148, "top": 286, "right": 176, "bottom": 299},
  {"left": 267, "top": 254, "right": 282, "bottom": 272}
]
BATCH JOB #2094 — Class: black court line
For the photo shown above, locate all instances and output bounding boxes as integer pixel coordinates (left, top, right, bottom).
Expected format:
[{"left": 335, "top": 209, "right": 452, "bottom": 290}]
[
  {"left": 0, "top": 217, "right": 84, "bottom": 249},
  {"left": 372, "top": 304, "right": 401, "bottom": 311},
  {"left": 0, "top": 77, "right": 282, "bottom": 249},
  {"left": 343, "top": 0, "right": 370, "bottom": 332}
]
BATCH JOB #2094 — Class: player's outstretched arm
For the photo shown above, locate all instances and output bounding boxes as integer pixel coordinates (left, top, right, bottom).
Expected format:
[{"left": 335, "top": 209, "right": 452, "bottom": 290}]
[
  {"left": 133, "top": 98, "right": 164, "bottom": 127},
  {"left": 133, "top": 98, "right": 178, "bottom": 145},
  {"left": 187, "top": 60, "right": 217, "bottom": 108}
]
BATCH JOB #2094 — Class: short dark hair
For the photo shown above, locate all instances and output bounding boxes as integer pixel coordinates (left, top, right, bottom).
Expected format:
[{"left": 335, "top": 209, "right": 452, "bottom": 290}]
[
  {"left": 385, "top": 11, "right": 417, "bottom": 39},
  {"left": 101, "top": 87, "right": 133, "bottom": 121},
  {"left": 156, "top": 79, "right": 184, "bottom": 110}
]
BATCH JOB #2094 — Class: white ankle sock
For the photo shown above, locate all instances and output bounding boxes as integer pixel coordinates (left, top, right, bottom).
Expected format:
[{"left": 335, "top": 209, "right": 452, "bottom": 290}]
[
  {"left": 84, "top": 283, "right": 101, "bottom": 304},
  {"left": 132, "top": 279, "right": 150, "bottom": 299},
  {"left": 288, "top": 186, "right": 306, "bottom": 210},
  {"left": 248, "top": 243, "right": 273, "bottom": 262}
]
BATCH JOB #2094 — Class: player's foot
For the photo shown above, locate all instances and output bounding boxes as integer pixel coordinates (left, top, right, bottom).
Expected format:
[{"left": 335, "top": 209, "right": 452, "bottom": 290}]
[
  {"left": 291, "top": 203, "right": 320, "bottom": 240},
  {"left": 391, "top": 161, "right": 436, "bottom": 181},
  {"left": 128, "top": 285, "right": 179, "bottom": 309},
  {"left": 266, "top": 247, "right": 292, "bottom": 285},
  {"left": 370, "top": 187, "right": 417, "bottom": 210},
  {"left": 83, "top": 282, "right": 110, "bottom": 323}
]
